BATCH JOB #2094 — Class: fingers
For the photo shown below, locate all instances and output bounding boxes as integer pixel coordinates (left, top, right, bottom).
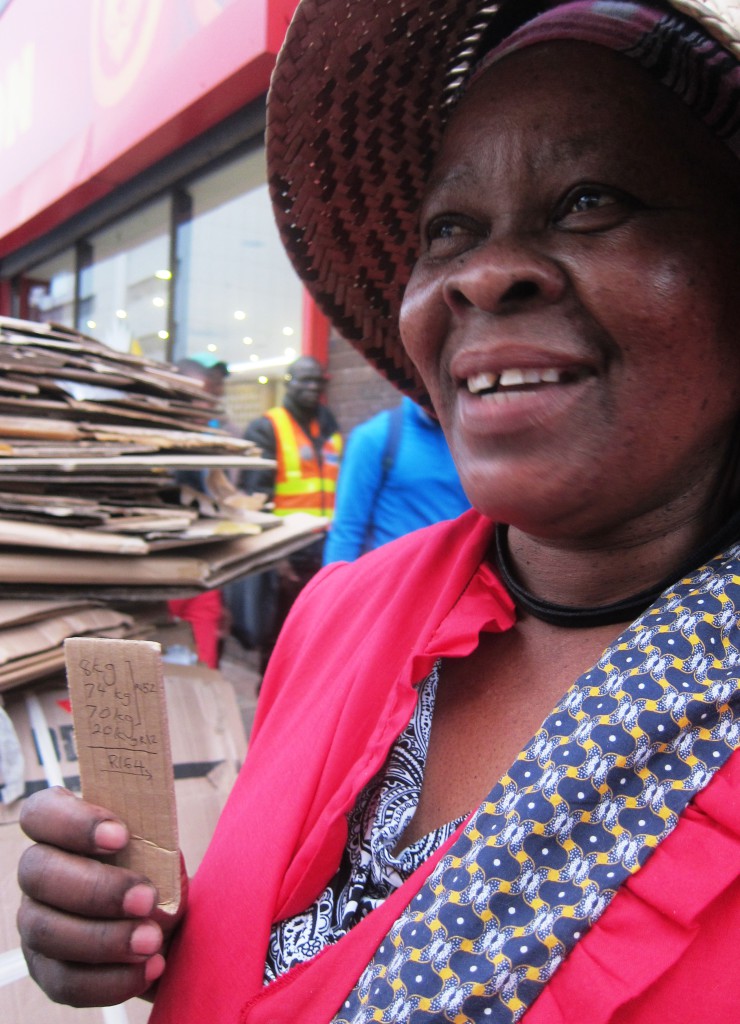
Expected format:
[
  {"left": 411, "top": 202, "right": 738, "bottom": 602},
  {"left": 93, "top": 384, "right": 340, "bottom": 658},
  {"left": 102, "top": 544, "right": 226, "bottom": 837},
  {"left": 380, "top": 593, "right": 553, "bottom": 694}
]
[
  {"left": 17, "top": 785, "right": 184, "bottom": 1008},
  {"left": 17, "top": 786, "right": 164, "bottom": 1006},
  {"left": 18, "top": 844, "right": 156, "bottom": 919},
  {"left": 17, "top": 847, "right": 164, "bottom": 1006},
  {"left": 20, "top": 786, "right": 129, "bottom": 855},
  {"left": 21, "top": 942, "right": 165, "bottom": 1008},
  {"left": 18, "top": 895, "right": 162, "bottom": 964}
]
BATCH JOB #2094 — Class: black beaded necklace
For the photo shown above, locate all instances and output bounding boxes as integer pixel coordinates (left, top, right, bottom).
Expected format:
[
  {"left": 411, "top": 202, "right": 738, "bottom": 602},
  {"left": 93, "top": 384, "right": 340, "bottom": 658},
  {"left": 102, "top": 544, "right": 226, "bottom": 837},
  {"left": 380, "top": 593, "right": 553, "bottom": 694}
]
[{"left": 492, "top": 517, "right": 740, "bottom": 628}]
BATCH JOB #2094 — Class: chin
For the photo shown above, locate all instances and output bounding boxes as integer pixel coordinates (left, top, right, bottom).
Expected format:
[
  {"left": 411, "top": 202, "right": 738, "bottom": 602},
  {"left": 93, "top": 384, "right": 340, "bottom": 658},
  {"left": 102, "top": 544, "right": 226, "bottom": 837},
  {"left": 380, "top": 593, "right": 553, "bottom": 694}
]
[
  {"left": 455, "top": 457, "right": 533, "bottom": 522},
  {"left": 461, "top": 474, "right": 579, "bottom": 538}
]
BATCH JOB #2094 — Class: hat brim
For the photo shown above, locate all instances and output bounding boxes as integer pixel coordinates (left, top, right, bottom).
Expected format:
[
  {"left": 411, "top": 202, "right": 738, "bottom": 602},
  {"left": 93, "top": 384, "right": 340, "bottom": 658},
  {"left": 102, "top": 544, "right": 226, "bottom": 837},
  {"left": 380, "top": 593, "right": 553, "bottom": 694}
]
[{"left": 267, "top": 0, "right": 740, "bottom": 404}]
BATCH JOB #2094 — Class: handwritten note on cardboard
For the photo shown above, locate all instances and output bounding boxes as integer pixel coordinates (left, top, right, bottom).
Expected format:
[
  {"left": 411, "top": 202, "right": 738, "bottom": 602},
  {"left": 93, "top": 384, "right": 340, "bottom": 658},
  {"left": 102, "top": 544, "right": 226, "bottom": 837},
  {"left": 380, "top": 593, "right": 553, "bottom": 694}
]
[{"left": 64, "top": 637, "right": 180, "bottom": 912}]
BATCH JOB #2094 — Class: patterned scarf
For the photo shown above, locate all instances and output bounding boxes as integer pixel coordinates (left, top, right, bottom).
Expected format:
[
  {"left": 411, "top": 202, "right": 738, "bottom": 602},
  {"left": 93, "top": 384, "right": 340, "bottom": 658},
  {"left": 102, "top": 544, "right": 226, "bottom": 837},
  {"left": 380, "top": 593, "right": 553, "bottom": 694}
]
[
  {"left": 332, "top": 543, "right": 740, "bottom": 1022},
  {"left": 467, "top": 1, "right": 740, "bottom": 159}
]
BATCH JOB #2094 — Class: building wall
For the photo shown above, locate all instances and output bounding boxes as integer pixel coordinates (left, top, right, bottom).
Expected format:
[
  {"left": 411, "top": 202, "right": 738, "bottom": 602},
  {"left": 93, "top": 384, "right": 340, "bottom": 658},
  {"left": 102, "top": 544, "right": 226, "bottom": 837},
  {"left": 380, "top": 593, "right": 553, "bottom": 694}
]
[
  {"left": 224, "top": 377, "right": 278, "bottom": 436},
  {"left": 325, "top": 332, "right": 402, "bottom": 437}
]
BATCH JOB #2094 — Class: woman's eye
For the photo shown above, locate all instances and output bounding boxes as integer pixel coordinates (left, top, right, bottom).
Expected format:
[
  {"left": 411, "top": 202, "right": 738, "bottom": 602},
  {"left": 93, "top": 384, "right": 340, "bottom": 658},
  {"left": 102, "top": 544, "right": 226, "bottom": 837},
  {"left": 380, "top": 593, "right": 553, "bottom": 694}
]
[
  {"left": 569, "top": 190, "right": 615, "bottom": 213},
  {"left": 422, "top": 215, "right": 479, "bottom": 253},
  {"left": 426, "top": 218, "right": 462, "bottom": 242},
  {"left": 554, "top": 184, "right": 639, "bottom": 229}
]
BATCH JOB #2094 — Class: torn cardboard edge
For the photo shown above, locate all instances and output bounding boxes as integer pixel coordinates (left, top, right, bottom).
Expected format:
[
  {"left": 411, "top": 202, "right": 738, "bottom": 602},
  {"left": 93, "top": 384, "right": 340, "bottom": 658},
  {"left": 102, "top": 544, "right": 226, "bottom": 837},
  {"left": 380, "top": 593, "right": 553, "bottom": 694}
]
[
  {"left": 0, "top": 512, "right": 327, "bottom": 593},
  {"left": 0, "top": 454, "right": 275, "bottom": 470},
  {"left": 64, "top": 638, "right": 180, "bottom": 913},
  {"left": 0, "top": 514, "right": 265, "bottom": 556},
  {"left": 0, "top": 623, "right": 152, "bottom": 695}
]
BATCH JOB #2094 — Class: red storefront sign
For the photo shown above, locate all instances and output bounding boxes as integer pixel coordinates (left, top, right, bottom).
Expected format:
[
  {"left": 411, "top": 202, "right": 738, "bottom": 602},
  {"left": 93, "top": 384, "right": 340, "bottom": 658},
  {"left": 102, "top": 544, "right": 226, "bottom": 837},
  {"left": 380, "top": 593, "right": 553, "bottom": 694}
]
[{"left": 0, "top": 0, "right": 299, "bottom": 257}]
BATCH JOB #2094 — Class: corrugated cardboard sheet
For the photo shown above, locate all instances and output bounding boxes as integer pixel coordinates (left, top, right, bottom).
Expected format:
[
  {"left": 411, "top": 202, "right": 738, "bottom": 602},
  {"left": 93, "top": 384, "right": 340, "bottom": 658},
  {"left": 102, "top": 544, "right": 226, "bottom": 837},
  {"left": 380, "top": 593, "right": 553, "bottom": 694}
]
[
  {"left": 0, "top": 598, "right": 151, "bottom": 694},
  {"left": 66, "top": 639, "right": 180, "bottom": 914}
]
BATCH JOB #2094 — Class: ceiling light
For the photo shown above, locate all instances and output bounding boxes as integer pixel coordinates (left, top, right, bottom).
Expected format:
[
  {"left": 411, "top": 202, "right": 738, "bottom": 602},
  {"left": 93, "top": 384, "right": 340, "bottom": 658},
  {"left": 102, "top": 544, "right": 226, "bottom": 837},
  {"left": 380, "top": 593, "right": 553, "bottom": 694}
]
[
  {"left": 86, "top": 320, "right": 96, "bottom": 330},
  {"left": 158, "top": 330, "right": 169, "bottom": 340},
  {"left": 152, "top": 296, "right": 165, "bottom": 308},
  {"left": 282, "top": 326, "right": 295, "bottom": 336},
  {"left": 234, "top": 310, "right": 246, "bottom": 321},
  {"left": 116, "top": 309, "right": 127, "bottom": 319},
  {"left": 155, "top": 269, "right": 172, "bottom": 280}
]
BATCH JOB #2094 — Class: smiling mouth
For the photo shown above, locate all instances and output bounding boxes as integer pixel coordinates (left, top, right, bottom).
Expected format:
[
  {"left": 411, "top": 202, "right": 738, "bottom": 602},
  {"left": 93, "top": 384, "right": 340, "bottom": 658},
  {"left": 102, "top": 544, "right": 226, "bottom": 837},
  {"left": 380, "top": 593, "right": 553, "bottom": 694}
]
[{"left": 466, "top": 366, "right": 591, "bottom": 395}]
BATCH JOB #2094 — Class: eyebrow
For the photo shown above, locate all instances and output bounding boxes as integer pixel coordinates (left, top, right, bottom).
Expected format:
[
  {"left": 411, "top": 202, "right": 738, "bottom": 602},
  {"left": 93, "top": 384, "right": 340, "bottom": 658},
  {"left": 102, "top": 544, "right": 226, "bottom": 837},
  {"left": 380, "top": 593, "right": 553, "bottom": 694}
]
[
  {"left": 429, "top": 131, "right": 606, "bottom": 197},
  {"left": 423, "top": 163, "right": 480, "bottom": 200},
  {"left": 546, "top": 132, "right": 607, "bottom": 164}
]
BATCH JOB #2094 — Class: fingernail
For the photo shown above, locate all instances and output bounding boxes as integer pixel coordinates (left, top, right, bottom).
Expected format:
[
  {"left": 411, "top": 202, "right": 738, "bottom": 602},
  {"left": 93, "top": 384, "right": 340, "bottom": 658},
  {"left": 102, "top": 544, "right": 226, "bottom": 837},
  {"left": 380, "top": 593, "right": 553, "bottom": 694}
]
[
  {"left": 123, "top": 883, "right": 157, "bottom": 917},
  {"left": 94, "top": 819, "right": 128, "bottom": 851},
  {"left": 130, "top": 923, "right": 162, "bottom": 956},
  {"left": 144, "top": 953, "right": 166, "bottom": 985}
]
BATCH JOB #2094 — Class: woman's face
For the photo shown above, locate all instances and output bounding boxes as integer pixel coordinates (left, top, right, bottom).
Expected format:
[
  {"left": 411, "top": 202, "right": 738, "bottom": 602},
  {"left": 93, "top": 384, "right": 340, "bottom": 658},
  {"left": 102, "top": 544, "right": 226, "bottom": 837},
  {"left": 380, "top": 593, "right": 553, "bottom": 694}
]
[{"left": 400, "top": 42, "right": 740, "bottom": 543}]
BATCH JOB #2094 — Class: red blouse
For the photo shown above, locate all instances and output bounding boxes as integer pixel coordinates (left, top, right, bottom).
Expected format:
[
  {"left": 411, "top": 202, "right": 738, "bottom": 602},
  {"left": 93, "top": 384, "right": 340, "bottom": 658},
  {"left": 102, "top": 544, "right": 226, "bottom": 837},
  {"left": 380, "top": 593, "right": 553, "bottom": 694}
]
[{"left": 150, "top": 510, "right": 740, "bottom": 1023}]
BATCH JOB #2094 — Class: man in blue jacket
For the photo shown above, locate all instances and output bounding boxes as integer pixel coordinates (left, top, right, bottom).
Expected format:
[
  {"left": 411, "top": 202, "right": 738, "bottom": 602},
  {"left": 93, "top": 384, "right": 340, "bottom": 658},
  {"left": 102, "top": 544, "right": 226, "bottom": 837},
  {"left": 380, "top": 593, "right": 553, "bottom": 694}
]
[{"left": 324, "top": 396, "right": 470, "bottom": 563}]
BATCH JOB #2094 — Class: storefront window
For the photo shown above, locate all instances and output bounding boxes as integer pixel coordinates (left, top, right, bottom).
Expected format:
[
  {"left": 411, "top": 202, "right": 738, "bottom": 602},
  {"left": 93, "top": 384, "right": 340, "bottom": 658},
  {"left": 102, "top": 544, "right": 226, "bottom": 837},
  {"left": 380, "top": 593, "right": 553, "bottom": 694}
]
[
  {"left": 25, "top": 249, "right": 76, "bottom": 327},
  {"left": 176, "top": 148, "right": 304, "bottom": 375},
  {"left": 79, "top": 197, "right": 172, "bottom": 359},
  {"left": 17, "top": 147, "right": 306, "bottom": 389}
]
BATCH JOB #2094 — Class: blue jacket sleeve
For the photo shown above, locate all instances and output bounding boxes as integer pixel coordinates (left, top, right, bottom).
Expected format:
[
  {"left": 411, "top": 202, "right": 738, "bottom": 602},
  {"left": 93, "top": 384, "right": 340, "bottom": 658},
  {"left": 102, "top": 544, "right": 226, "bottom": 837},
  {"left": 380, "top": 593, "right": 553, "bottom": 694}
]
[{"left": 323, "top": 415, "right": 387, "bottom": 563}]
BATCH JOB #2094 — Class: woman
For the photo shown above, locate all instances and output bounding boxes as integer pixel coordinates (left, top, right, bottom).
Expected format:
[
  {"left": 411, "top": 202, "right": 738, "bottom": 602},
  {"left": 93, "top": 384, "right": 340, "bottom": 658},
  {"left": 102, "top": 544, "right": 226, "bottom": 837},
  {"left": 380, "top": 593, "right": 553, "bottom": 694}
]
[{"left": 17, "top": 1, "right": 740, "bottom": 1021}]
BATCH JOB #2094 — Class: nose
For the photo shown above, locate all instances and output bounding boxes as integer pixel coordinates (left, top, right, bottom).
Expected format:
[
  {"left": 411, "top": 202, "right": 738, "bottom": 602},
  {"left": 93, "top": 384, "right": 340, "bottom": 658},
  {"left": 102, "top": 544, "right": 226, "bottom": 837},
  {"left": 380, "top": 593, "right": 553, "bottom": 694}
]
[{"left": 442, "top": 238, "right": 567, "bottom": 317}]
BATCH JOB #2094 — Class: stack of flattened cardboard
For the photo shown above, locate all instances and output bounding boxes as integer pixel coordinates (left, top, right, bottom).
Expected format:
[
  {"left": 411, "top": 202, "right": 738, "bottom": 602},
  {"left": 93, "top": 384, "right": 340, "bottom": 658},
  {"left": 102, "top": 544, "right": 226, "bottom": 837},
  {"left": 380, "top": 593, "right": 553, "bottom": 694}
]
[
  {"left": 0, "top": 321, "right": 295, "bottom": 1022},
  {"left": 0, "top": 598, "right": 146, "bottom": 694},
  {"left": 0, "top": 317, "right": 327, "bottom": 688},
  {"left": 0, "top": 316, "right": 327, "bottom": 600}
]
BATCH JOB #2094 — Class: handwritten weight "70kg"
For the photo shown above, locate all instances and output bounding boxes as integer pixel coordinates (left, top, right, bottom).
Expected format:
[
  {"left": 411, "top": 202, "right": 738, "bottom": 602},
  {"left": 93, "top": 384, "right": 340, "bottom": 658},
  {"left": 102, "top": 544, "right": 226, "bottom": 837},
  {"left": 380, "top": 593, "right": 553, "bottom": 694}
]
[{"left": 78, "top": 656, "right": 162, "bottom": 765}]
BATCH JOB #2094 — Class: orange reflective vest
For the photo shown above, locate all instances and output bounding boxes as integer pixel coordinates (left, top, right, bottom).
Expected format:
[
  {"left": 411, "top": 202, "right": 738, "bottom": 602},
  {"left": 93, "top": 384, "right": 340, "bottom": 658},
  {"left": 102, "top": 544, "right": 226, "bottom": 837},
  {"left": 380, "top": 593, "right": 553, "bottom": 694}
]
[{"left": 265, "top": 406, "right": 342, "bottom": 519}]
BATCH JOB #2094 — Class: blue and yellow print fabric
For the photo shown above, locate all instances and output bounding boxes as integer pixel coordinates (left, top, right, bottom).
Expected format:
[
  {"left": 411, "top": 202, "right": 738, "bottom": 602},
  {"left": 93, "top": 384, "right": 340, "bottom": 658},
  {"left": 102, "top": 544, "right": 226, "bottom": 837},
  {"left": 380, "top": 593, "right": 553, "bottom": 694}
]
[{"left": 332, "top": 548, "right": 740, "bottom": 1023}]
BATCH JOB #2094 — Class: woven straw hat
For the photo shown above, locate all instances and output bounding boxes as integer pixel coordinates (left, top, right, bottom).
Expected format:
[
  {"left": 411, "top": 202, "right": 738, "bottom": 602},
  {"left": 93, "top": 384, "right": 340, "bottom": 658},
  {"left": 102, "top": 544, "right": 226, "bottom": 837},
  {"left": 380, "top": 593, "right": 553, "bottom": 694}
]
[{"left": 267, "top": 0, "right": 740, "bottom": 403}]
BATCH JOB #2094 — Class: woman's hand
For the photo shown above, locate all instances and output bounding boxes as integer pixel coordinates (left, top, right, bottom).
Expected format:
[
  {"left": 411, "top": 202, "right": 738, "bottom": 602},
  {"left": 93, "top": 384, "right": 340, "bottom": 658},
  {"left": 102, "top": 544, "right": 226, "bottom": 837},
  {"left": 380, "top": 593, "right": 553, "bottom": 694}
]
[{"left": 17, "top": 786, "right": 186, "bottom": 1008}]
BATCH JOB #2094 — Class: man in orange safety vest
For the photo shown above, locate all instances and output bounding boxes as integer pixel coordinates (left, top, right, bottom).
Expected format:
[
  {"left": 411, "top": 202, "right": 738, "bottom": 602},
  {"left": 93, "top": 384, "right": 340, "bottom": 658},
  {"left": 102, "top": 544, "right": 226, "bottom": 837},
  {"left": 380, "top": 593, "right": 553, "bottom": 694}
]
[
  {"left": 226, "top": 357, "right": 342, "bottom": 670},
  {"left": 241, "top": 355, "right": 342, "bottom": 517}
]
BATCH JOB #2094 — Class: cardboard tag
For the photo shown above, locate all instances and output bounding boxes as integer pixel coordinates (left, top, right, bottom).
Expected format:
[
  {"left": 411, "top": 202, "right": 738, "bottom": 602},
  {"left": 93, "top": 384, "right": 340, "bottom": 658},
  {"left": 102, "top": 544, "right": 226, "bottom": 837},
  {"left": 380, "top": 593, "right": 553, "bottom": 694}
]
[{"left": 64, "top": 637, "right": 180, "bottom": 912}]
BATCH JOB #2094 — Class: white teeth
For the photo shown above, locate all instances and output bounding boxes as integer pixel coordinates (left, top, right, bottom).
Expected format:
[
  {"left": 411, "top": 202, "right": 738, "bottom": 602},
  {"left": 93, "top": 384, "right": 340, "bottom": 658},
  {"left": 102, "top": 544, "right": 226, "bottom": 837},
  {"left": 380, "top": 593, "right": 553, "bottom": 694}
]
[
  {"left": 467, "top": 371, "right": 498, "bottom": 394},
  {"left": 499, "top": 367, "right": 564, "bottom": 387},
  {"left": 467, "top": 366, "right": 566, "bottom": 392}
]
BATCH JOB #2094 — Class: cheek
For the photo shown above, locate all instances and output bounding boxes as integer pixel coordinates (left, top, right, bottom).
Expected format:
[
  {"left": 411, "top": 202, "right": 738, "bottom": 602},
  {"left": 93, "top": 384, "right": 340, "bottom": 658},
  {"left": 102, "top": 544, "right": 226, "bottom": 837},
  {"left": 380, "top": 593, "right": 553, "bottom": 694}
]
[
  {"left": 632, "top": 231, "right": 740, "bottom": 353},
  {"left": 610, "top": 268, "right": 740, "bottom": 447},
  {"left": 399, "top": 274, "right": 447, "bottom": 385},
  {"left": 589, "top": 247, "right": 723, "bottom": 376}
]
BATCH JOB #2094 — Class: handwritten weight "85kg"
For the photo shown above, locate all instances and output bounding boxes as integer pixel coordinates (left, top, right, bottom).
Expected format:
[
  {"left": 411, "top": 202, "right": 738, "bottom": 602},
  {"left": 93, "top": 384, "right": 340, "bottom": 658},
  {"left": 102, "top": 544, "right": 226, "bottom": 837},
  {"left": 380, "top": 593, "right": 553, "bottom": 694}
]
[{"left": 79, "top": 656, "right": 158, "bottom": 694}]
